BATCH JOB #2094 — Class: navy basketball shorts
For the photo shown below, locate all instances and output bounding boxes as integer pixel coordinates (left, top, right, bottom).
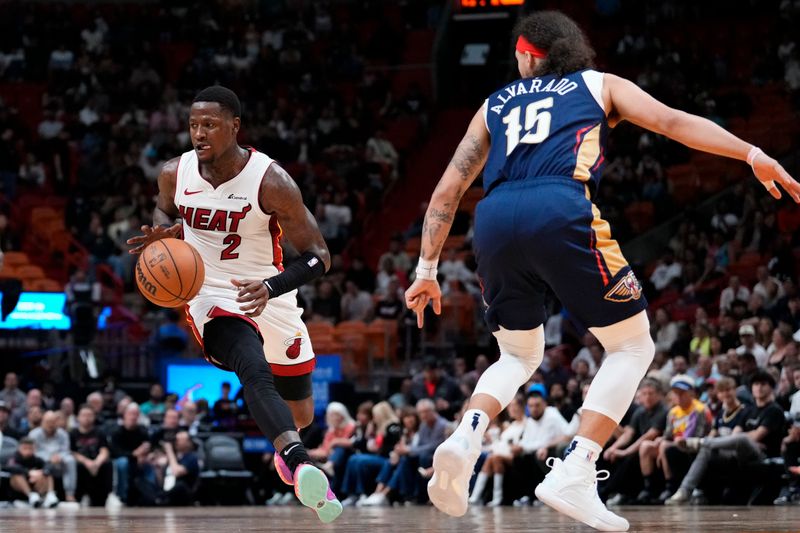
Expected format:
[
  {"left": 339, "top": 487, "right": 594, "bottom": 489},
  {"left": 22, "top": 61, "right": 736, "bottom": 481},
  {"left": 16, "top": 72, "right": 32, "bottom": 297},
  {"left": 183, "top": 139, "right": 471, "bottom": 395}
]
[{"left": 473, "top": 178, "right": 647, "bottom": 332}]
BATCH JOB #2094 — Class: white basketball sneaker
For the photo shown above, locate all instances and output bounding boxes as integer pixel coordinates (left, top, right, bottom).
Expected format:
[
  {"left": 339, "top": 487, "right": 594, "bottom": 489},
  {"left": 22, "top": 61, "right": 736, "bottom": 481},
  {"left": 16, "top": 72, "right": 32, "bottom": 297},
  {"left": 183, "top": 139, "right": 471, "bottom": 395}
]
[
  {"left": 427, "top": 432, "right": 481, "bottom": 517},
  {"left": 535, "top": 457, "right": 629, "bottom": 532}
]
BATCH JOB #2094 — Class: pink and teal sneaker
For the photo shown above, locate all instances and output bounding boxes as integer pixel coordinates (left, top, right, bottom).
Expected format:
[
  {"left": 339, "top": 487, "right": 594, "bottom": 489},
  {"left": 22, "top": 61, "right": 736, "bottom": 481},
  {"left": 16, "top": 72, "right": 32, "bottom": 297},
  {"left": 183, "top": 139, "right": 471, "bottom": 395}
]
[
  {"left": 293, "top": 464, "right": 343, "bottom": 524},
  {"left": 274, "top": 454, "right": 294, "bottom": 486}
]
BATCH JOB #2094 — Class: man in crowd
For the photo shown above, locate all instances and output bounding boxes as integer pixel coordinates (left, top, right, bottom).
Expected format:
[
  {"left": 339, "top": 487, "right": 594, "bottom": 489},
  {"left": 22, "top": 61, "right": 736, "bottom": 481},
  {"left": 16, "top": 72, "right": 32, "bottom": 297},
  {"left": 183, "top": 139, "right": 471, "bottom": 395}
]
[
  {"left": 602, "top": 378, "right": 668, "bottom": 505},
  {"left": 0, "top": 400, "right": 22, "bottom": 439},
  {"left": 135, "top": 430, "right": 200, "bottom": 506},
  {"left": 638, "top": 375, "right": 713, "bottom": 503},
  {"left": 70, "top": 404, "right": 114, "bottom": 506},
  {"left": 0, "top": 372, "right": 26, "bottom": 428},
  {"left": 667, "top": 370, "right": 786, "bottom": 504},
  {"left": 5, "top": 437, "right": 58, "bottom": 508},
  {"left": 29, "top": 410, "right": 78, "bottom": 506},
  {"left": 109, "top": 402, "right": 150, "bottom": 504},
  {"left": 736, "top": 324, "right": 767, "bottom": 368},
  {"left": 409, "top": 358, "right": 464, "bottom": 419}
]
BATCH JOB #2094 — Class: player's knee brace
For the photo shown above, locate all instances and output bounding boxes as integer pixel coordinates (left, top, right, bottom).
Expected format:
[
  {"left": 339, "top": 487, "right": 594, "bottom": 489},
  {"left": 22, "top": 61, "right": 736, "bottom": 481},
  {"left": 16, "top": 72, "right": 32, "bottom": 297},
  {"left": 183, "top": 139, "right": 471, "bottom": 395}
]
[
  {"left": 473, "top": 325, "right": 545, "bottom": 408},
  {"left": 581, "top": 311, "right": 655, "bottom": 424}
]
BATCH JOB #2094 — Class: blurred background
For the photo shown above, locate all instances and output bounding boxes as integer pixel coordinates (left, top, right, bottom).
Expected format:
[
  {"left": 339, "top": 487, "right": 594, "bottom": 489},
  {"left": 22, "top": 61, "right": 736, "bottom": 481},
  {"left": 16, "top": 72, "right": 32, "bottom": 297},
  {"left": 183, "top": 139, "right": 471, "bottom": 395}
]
[{"left": 0, "top": 0, "right": 799, "bottom": 511}]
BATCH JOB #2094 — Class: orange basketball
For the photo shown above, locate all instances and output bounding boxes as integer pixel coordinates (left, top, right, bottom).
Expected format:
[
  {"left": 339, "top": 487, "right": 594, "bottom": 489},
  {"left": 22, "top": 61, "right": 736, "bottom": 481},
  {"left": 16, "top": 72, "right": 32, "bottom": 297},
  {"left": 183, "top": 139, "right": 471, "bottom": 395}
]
[{"left": 136, "top": 238, "right": 205, "bottom": 308}]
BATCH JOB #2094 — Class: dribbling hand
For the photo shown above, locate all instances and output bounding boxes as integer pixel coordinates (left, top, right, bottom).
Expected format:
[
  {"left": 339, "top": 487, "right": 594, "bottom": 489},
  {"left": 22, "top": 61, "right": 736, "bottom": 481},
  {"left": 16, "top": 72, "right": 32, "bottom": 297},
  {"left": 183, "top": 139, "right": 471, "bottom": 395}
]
[
  {"left": 752, "top": 153, "right": 800, "bottom": 202},
  {"left": 405, "top": 278, "right": 442, "bottom": 328},
  {"left": 232, "top": 278, "right": 269, "bottom": 317},
  {"left": 126, "top": 223, "right": 182, "bottom": 254}
]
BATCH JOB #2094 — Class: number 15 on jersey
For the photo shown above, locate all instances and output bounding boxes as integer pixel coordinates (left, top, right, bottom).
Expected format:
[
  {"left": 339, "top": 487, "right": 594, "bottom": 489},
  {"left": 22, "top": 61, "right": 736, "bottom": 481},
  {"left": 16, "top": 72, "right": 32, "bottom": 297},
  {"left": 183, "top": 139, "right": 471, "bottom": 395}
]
[{"left": 502, "top": 97, "right": 554, "bottom": 155}]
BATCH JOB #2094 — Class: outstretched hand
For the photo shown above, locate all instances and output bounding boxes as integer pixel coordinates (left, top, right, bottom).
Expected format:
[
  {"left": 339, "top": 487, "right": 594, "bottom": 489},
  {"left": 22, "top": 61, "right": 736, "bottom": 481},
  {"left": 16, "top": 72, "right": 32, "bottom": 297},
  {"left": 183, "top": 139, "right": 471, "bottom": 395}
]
[
  {"left": 126, "top": 223, "right": 182, "bottom": 254},
  {"left": 405, "top": 278, "right": 442, "bottom": 328},
  {"left": 752, "top": 153, "right": 800, "bottom": 202}
]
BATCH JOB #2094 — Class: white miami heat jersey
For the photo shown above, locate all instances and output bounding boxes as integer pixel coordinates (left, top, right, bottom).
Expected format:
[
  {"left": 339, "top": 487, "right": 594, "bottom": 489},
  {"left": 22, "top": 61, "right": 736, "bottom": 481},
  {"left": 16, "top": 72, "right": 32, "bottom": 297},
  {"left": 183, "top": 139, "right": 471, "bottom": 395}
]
[
  {"left": 175, "top": 148, "right": 282, "bottom": 293},
  {"left": 175, "top": 148, "right": 315, "bottom": 375}
]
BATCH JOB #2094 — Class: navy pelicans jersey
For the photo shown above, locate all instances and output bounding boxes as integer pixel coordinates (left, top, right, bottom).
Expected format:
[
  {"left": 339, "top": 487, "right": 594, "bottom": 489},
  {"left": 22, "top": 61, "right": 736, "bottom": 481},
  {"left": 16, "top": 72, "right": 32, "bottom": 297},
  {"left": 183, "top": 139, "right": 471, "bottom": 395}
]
[
  {"left": 472, "top": 69, "right": 646, "bottom": 332},
  {"left": 482, "top": 69, "right": 607, "bottom": 194}
]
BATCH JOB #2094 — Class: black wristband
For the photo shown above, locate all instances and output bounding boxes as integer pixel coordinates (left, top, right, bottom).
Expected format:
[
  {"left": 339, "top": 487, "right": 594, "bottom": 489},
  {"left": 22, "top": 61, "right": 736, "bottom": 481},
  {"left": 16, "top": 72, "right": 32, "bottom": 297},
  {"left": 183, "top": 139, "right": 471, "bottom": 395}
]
[{"left": 263, "top": 252, "right": 326, "bottom": 298}]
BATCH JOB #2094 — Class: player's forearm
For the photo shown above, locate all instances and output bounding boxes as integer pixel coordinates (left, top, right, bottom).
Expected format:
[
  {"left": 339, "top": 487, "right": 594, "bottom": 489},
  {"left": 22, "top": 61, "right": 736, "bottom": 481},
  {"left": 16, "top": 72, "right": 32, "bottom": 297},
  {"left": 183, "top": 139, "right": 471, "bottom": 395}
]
[
  {"left": 663, "top": 111, "right": 754, "bottom": 162},
  {"left": 419, "top": 179, "right": 462, "bottom": 261}
]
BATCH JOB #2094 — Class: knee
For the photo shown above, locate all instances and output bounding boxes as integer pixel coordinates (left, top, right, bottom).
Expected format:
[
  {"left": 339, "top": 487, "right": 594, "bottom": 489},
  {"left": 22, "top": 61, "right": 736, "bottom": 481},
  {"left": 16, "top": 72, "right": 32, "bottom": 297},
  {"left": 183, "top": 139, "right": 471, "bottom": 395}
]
[
  {"left": 294, "top": 409, "right": 314, "bottom": 429},
  {"left": 494, "top": 325, "right": 545, "bottom": 376}
]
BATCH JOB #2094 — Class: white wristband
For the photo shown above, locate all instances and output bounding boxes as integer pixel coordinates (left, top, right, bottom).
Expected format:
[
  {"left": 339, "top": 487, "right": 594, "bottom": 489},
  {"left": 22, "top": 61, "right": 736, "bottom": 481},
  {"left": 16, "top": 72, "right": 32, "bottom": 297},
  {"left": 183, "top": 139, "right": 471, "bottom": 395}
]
[
  {"left": 415, "top": 258, "right": 438, "bottom": 281},
  {"left": 746, "top": 145, "right": 763, "bottom": 167},
  {"left": 747, "top": 146, "right": 775, "bottom": 191}
]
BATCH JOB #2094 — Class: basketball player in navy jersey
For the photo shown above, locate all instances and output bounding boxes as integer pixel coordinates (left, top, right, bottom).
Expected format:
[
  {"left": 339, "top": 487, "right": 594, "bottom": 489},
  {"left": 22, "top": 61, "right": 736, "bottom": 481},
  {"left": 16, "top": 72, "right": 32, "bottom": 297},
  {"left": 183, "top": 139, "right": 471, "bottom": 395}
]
[
  {"left": 405, "top": 11, "right": 800, "bottom": 531},
  {"left": 128, "top": 86, "right": 342, "bottom": 522}
]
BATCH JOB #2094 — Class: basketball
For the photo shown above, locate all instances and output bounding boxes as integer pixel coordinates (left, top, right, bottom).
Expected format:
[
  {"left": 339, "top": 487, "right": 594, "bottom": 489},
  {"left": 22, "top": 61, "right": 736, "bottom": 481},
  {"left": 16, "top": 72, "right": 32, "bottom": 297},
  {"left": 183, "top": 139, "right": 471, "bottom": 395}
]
[{"left": 135, "top": 238, "right": 205, "bottom": 308}]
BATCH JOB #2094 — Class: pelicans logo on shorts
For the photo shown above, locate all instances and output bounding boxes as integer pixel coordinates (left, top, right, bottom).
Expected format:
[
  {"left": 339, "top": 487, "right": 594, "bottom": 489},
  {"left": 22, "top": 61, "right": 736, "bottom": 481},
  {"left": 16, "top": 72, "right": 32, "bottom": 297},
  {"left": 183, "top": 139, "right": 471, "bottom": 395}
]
[
  {"left": 604, "top": 271, "right": 642, "bottom": 303},
  {"left": 283, "top": 332, "right": 305, "bottom": 359}
]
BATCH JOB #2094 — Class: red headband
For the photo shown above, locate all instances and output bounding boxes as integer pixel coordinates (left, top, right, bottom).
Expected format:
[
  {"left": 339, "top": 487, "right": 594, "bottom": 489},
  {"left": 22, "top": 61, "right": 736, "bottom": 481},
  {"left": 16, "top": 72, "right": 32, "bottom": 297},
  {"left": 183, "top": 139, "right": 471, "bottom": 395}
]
[{"left": 516, "top": 35, "right": 547, "bottom": 58}]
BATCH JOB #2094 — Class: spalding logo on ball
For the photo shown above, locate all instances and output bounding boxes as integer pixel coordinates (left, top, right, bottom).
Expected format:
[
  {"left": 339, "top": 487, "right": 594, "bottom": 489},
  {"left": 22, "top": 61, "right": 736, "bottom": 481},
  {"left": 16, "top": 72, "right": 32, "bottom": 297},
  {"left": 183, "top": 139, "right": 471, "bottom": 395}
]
[{"left": 136, "top": 238, "right": 205, "bottom": 308}]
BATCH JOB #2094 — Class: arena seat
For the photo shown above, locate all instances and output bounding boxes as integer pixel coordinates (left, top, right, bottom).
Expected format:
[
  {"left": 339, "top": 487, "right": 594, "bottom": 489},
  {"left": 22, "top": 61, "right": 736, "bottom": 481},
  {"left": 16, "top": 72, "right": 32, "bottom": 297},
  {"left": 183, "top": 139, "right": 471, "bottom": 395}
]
[
  {"left": 366, "top": 319, "right": 399, "bottom": 365},
  {"left": 15, "top": 265, "right": 45, "bottom": 281},
  {"left": 27, "top": 278, "right": 62, "bottom": 292},
  {"left": 1, "top": 251, "right": 29, "bottom": 268},
  {"left": 199, "top": 435, "right": 253, "bottom": 505}
]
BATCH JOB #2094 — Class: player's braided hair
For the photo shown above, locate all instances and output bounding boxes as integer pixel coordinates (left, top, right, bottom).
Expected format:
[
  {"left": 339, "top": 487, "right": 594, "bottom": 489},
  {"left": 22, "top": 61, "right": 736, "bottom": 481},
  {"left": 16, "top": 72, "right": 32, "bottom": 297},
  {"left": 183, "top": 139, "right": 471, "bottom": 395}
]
[
  {"left": 514, "top": 11, "right": 596, "bottom": 77},
  {"left": 193, "top": 85, "right": 242, "bottom": 118}
]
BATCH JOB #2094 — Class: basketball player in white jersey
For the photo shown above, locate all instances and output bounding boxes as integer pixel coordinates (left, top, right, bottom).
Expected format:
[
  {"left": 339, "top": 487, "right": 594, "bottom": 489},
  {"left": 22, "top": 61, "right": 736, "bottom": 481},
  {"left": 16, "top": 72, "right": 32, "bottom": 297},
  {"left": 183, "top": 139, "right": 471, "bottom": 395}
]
[
  {"left": 404, "top": 11, "right": 799, "bottom": 532},
  {"left": 128, "top": 86, "right": 342, "bottom": 522}
]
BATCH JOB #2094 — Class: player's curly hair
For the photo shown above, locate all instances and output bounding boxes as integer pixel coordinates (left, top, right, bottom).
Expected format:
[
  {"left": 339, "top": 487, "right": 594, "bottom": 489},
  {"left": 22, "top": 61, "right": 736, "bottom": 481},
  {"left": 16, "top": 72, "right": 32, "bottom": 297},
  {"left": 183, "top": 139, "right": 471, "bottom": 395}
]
[{"left": 513, "top": 11, "right": 596, "bottom": 77}]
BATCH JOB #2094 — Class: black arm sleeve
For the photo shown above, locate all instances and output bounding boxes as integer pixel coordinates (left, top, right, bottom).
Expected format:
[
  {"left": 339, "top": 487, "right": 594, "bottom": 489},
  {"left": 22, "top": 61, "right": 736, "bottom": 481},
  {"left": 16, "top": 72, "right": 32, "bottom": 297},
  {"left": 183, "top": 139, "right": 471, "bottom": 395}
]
[{"left": 263, "top": 251, "right": 326, "bottom": 298}]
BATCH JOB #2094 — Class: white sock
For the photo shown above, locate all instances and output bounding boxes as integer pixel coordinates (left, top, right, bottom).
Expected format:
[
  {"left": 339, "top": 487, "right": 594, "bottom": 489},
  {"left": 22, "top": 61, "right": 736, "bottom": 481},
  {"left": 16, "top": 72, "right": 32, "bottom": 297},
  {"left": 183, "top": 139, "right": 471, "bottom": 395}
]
[
  {"left": 564, "top": 436, "right": 603, "bottom": 468},
  {"left": 491, "top": 474, "right": 504, "bottom": 503},
  {"left": 457, "top": 409, "right": 490, "bottom": 441},
  {"left": 470, "top": 471, "right": 489, "bottom": 503}
]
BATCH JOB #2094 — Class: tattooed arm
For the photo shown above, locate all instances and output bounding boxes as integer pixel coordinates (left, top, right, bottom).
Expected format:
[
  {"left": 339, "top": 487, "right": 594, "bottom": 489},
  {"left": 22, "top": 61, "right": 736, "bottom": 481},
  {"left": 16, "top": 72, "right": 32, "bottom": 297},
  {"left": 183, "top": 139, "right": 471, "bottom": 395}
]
[
  {"left": 420, "top": 108, "right": 490, "bottom": 261},
  {"left": 406, "top": 108, "right": 490, "bottom": 328}
]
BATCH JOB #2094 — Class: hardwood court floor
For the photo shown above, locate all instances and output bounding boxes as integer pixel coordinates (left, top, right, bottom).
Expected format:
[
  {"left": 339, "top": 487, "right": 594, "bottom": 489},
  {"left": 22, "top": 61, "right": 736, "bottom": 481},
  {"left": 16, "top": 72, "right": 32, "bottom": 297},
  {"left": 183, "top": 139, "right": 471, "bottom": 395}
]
[{"left": 0, "top": 505, "right": 799, "bottom": 532}]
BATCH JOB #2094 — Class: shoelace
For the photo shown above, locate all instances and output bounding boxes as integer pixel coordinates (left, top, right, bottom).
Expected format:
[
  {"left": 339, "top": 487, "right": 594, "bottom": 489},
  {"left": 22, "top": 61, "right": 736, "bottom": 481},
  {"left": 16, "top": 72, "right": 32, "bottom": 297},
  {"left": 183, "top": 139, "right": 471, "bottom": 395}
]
[{"left": 545, "top": 457, "right": 611, "bottom": 486}]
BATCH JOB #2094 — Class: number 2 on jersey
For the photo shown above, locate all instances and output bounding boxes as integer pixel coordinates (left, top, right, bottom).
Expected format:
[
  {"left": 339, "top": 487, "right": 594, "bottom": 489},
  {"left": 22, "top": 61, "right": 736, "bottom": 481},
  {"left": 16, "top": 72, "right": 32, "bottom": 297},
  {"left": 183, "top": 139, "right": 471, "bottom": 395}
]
[
  {"left": 502, "top": 97, "right": 553, "bottom": 155},
  {"left": 221, "top": 234, "right": 241, "bottom": 260}
]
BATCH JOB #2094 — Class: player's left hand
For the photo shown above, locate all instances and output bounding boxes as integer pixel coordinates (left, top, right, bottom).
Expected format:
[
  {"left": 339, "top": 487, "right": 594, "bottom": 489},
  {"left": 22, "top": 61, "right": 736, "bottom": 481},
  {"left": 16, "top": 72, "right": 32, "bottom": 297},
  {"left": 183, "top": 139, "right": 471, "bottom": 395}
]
[
  {"left": 405, "top": 278, "right": 442, "bottom": 328},
  {"left": 232, "top": 278, "right": 269, "bottom": 317},
  {"left": 752, "top": 153, "right": 800, "bottom": 202}
]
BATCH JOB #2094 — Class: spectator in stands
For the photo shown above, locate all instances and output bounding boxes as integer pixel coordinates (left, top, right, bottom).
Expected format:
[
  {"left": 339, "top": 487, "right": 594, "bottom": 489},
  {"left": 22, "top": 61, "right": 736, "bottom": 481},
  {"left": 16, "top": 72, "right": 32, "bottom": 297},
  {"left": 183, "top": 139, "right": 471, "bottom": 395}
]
[
  {"left": 653, "top": 308, "right": 679, "bottom": 354},
  {"left": 309, "top": 402, "right": 356, "bottom": 469},
  {"left": 345, "top": 257, "right": 376, "bottom": 293},
  {"left": 59, "top": 398, "right": 77, "bottom": 431},
  {"left": 720, "top": 276, "right": 751, "bottom": 313},
  {"left": 767, "top": 326, "right": 797, "bottom": 368},
  {"left": 1, "top": 372, "right": 26, "bottom": 429},
  {"left": 650, "top": 249, "right": 683, "bottom": 292},
  {"left": 602, "top": 379, "right": 668, "bottom": 505},
  {"left": 375, "top": 279, "right": 405, "bottom": 320},
  {"left": 638, "top": 375, "right": 712, "bottom": 503},
  {"left": 6, "top": 437, "right": 58, "bottom": 508},
  {"left": 0, "top": 400, "right": 22, "bottom": 439},
  {"left": 667, "top": 370, "right": 787, "bottom": 504},
  {"left": 179, "top": 402, "right": 201, "bottom": 437},
  {"left": 150, "top": 408, "right": 181, "bottom": 449},
  {"left": 212, "top": 382, "right": 238, "bottom": 428},
  {"left": 29, "top": 410, "right": 77, "bottom": 505},
  {"left": 775, "top": 367, "right": 800, "bottom": 504},
  {"left": 312, "top": 279, "right": 341, "bottom": 323},
  {"left": 136, "top": 430, "right": 199, "bottom": 506},
  {"left": 340, "top": 280, "right": 374, "bottom": 322},
  {"left": 152, "top": 310, "right": 189, "bottom": 359},
  {"left": 324, "top": 401, "right": 374, "bottom": 491},
  {"left": 382, "top": 399, "right": 447, "bottom": 504},
  {"left": 737, "top": 324, "right": 768, "bottom": 368},
  {"left": 361, "top": 406, "right": 421, "bottom": 506},
  {"left": 754, "top": 266, "right": 785, "bottom": 303},
  {"left": 378, "top": 237, "right": 412, "bottom": 275},
  {"left": 409, "top": 357, "right": 464, "bottom": 419},
  {"left": 109, "top": 402, "right": 150, "bottom": 505},
  {"left": 365, "top": 128, "right": 399, "bottom": 179},
  {"left": 340, "top": 401, "right": 402, "bottom": 506},
  {"left": 21, "top": 406, "right": 43, "bottom": 434},
  {"left": 140, "top": 383, "right": 166, "bottom": 421},
  {"left": 70, "top": 405, "right": 113, "bottom": 507}
]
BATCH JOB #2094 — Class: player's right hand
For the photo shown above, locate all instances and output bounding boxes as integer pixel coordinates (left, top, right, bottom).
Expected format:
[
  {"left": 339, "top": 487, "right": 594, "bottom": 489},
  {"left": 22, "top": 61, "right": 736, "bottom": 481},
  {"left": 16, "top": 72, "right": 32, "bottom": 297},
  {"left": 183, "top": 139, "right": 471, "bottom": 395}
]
[
  {"left": 405, "top": 278, "right": 442, "bottom": 328},
  {"left": 752, "top": 153, "right": 800, "bottom": 203},
  {"left": 126, "top": 223, "right": 182, "bottom": 254}
]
